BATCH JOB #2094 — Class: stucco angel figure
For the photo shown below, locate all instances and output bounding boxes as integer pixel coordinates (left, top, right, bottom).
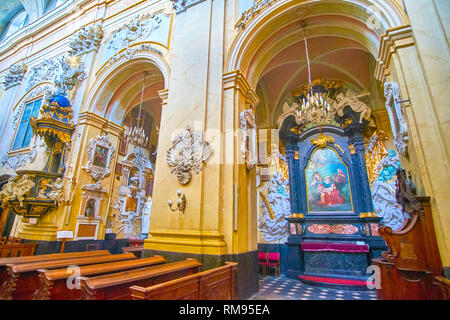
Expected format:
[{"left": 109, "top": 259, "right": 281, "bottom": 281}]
[
  {"left": 331, "top": 89, "right": 375, "bottom": 126},
  {"left": 46, "top": 178, "right": 64, "bottom": 205},
  {"left": 258, "top": 172, "right": 291, "bottom": 242},
  {"left": 0, "top": 177, "right": 16, "bottom": 205},
  {"left": 371, "top": 149, "right": 410, "bottom": 230},
  {"left": 13, "top": 175, "right": 35, "bottom": 207}
]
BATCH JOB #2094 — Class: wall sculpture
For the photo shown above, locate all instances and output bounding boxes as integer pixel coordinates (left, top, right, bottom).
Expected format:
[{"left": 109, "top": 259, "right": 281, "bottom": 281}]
[
  {"left": 2, "top": 63, "right": 27, "bottom": 90},
  {"left": 68, "top": 24, "right": 104, "bottom": 57},
  {"left": 106, "top": 14, "right": 161, "bottom": 52},
  {"left": 26, "top": 56, "right": 86, "bottom": 93},
  {"left": 166, "top": 126, "right": 211, "bottom": 184},
  {"left": 258, "top": 171, "right": 291, "bottom": 242},
  {"left": 383, "top": 81, "right": 408, "bottom": 155},
  {"left": 371, "top": 149, "right": 410, "bottom": 230},
  {"left": 240, "top": 108, "right": 257, "bottom": 170},
  {"left": 114, "top": 146, "right": 153, "bottom": 238}
]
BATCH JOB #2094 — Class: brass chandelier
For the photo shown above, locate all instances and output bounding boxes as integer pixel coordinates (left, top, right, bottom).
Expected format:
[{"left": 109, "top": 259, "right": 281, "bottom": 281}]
[{"left": 126, "top": 72, "right": 149, "bottom": 148}]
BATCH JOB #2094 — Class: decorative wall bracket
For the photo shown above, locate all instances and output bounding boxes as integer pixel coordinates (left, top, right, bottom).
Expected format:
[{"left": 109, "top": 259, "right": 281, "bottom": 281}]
[{"left": 168, "top": 189, "right": 186, "bottom": 213}]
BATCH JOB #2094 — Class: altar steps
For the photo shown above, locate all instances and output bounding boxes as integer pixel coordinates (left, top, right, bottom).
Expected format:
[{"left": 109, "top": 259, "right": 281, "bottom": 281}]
[{"left": 299, "top": 274, "right": 369, "bottom": 291}]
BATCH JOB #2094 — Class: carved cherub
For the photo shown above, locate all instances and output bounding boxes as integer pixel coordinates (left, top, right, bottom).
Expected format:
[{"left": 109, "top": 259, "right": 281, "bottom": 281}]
[
  {"left": 0, "top": 177, "right": 16, "bottom": 204},
  {"left": 331, "top": 89, "right": 374, "bottom": 125},
  {"left": 13, "top": 175, "right": 35, "bottom": 207},
  {"left": 46, "top": 178, "right": 64, "bottom": 205}
]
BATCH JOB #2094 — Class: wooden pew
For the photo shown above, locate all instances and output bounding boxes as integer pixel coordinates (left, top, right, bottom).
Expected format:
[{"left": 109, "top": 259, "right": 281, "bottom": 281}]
[
  {"left": 130, "top": 262, "right": 237, "bottom": 300},
  {"left": 80, "top": 258, "right": 201, "bottom": 300},
  {"left": 0, "top": 250, "right": 111, "bottom": 285},
  {"left": 0, "top": 253, "right": 136, "bottom": 300},
  {"left": 0, "top": 243, "right": 37, "bottom": 258},
  {"left": 33, "top": 255, "right": 166, "bottom": 300}
]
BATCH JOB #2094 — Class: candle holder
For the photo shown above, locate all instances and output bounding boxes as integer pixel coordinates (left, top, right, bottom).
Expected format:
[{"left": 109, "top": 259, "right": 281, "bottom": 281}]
[{"left": 168, "top": 189, "right": 186, "bottom": 213}]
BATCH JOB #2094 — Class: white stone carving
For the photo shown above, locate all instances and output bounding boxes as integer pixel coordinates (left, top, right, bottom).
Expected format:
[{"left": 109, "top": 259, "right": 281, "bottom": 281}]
[
  {"left": 258, "top": 170, "right": 291, "bottom": 242},
  {"left": 372, "top": 150, "right": 410, "bottom": 230},
  {"left": 276, "top": 101, "right": 304, "bottom": 128},
  {"left": 171, "top": 0, "right": 205, "bottom": 13},
  {"left": 113, "top": 196, "right": 145, "bottom": 238},
  {"left": 82, "top": 134, "right": 115, "bottom": 181},
  {"left": 166, "top": 126, "right": 212, "bottom": 185},
  {"left": 2, "top": 63, "right": 27, "bottom": 90},
  {"left": 0, "top": 149, "right": 37, "bottom": 171},
  {"left": 384, "top": 81, "right": 409, "bottom": 155},
  {"left": 100, "top": 44, "right": 162, "bottom": 77},
  {"left": 44, "top": 178, "right": 64, "bottom": 205},
  {"left": 27, "top": 56, "right": 86, "bottom": 94},
  {"left": 0, "top": 174, "right": 35, "bottom": 207},
  {"left": 240, "top": 108, "right": 257, "bottom": 170},
  {"left": 331, "top": 89, "right": 374, "bottom": 126},
  {"left": 68, "top": 24, "right": 104, "bottom": 56},
  {"left": 106, "top": 14, "right": 161, "bottom": 52},
  {"left": 236, "top": 0, "right": 277, "bottom": 30}
]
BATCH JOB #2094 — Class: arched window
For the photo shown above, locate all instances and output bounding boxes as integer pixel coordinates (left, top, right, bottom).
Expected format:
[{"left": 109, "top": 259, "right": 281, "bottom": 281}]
[
  {"left": 3, "top": 10, "right": 28, "bottom": 39},
  {"left": 12, "top": 98, "right": 42, "bottom": 150},
  {"left": 44, "top": 0, "right": 67, "bottom": 13}
]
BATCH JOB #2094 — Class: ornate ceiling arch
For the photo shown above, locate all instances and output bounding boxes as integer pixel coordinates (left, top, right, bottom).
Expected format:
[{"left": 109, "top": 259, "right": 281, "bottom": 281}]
[
  {"left": 85, "top": 52, "right": 169, "bottom": 126},
  {"left": 225, "top": 0, "right": 409, "bottom": 85}
]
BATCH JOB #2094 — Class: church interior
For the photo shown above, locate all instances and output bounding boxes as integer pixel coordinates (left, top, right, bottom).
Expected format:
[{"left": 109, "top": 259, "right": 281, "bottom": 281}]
[{"left": 0, "top": 0, "right": 448, "bottom": 301}]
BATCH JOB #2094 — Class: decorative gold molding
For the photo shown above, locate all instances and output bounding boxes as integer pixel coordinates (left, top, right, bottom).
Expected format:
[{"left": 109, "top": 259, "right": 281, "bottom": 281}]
[
  {"left": 223, "top": 70, "right": 260, "bottom": 106},
  {"left": 360, "top": 212, "right": 377, "bottom": 218},
  {"left": 77, "top": 111, "right": 124, "bottom": 137},
  {"left": 289, "top": 213, "right": 304, "bottom": 219},
  {"left": 375, "top": 25, "right": 415, "bottom": 81},
  {"left": 311, "top": 133, "right": 335, "bottom": 148},
  {"left": 158, "top": 88, "right": 169, "bottom": 106}
]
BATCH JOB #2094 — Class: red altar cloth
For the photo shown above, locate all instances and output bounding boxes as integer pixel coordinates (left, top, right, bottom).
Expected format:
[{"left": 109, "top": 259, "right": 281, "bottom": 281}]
[{"left": 301, "top": 242, "right": 369, "bottom": 253}]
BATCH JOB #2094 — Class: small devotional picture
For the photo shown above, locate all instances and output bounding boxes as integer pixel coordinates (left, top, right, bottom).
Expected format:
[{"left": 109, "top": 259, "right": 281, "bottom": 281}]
[
  {"left": 306, "top": 147, "right": 352, "bottom": 212},
  {"left": 93, "top": 145, "right": 109, "bottom": 168}
]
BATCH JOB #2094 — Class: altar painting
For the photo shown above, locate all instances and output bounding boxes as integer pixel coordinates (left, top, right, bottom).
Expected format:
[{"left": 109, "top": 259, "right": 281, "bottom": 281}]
[
  {"left": 93, "top": 145, "right": 109, "bottom": 168},
  {"left": 306, "top": 147, "right": 352, "bottom": 212}
]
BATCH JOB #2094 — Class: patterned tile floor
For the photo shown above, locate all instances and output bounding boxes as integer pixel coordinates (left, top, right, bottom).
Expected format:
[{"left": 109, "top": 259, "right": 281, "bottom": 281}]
[{"left": 250, "top": 275, "right": 378, "bottom": 300}]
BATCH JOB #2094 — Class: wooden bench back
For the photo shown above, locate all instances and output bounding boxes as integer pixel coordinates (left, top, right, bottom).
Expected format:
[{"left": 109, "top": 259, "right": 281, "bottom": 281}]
[
  {"left": 130, "top": 262, "right": 237, "bottom": 300},
  {"left": 0, "top": 250, "right": 111, "bottom": 266},
  {"left": 0, "top": 253, "right": 137, "bottom": 300},
  {"left": 80, "top": 258, "right": 201, "bottom": 300},
  {"left": 0, "top": 243, "right": 37, "bottom": 258},
  {"left": 32, "top": 256, "right": 167, "bottom": 300},
  {"left": 41, "top": 255, "right": 166, "bottom": 281},
  {"left": 8, "top": 253, "right": 137, "bottom": 274}
]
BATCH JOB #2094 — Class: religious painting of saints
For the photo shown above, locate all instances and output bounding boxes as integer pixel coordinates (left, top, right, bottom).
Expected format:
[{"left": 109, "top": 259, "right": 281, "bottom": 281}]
[
  {"left": 306, "top": 147, "right": 353, "bottom": 212},
  {"left": 93, "top": 145, "right": 109, "bottom": 168}
]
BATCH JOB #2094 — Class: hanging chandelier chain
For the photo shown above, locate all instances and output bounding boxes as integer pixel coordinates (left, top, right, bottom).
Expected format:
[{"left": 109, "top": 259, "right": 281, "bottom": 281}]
[
  {"left": 297, "top": 22, "right": 331, "bottom": 125},
  {"left": 304, "top": 27, "right": 312, "bottom": 86}
]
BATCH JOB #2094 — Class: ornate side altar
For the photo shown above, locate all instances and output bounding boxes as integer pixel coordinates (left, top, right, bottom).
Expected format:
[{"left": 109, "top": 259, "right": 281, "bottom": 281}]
[{"left": 280, "top": 87, "right": 386, "bottom": 289}]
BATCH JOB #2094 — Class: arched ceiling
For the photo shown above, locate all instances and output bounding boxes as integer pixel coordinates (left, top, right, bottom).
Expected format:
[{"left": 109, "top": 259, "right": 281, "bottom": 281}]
[
  {"left": 0, "top": 1, "right": 23, "bottom": 36},
  {"left": 99, "top": 61, "right": 164, "bottom": 124},
  {"left": 240, "top": 2, "right": 390, "bottom": 128}
]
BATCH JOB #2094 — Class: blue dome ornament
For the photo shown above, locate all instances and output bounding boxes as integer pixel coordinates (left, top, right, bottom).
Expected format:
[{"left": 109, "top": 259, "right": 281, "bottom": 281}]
[{"left": 49, "top": 93, "right": 71, "bottom": 109}]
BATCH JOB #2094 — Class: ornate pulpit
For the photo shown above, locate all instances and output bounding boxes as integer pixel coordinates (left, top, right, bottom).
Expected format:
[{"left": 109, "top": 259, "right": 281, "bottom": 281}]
[
  {"left": 0, "top": 94, "right": 74, "bottom": 219},
  {"left": 280, "top": 108, "right": 386, "bottom": 289}
]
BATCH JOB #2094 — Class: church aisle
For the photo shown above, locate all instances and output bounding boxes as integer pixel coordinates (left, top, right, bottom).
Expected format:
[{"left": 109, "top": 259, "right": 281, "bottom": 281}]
[{"left": 250, "top": 276, "right": 378, "bottom": 300}]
